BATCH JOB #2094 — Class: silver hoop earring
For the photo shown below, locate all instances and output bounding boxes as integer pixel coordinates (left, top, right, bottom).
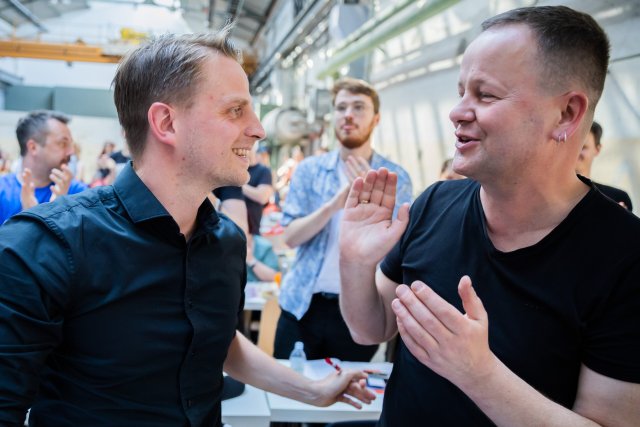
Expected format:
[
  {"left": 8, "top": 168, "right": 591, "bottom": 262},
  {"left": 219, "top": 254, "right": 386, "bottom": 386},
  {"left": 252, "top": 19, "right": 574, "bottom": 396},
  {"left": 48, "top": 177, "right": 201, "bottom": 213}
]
[{"left": 556, "top": 131, "right": 567, "bottom": 143}]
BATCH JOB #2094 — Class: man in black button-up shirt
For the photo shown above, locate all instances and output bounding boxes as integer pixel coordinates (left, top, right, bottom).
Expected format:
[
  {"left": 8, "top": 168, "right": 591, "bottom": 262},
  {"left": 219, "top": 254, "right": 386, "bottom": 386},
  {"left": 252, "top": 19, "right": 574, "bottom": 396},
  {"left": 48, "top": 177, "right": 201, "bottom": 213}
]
[{"left": 0, "top": 27, "right": 374, "bottom": 427}]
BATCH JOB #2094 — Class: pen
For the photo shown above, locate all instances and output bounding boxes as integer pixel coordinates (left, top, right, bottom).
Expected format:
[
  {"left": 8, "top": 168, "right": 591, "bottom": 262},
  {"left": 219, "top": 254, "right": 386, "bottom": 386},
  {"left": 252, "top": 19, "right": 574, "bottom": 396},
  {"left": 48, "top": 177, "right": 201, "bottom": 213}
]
[{"left": 324, "top": 357, "right": 342, "bottom": 372}]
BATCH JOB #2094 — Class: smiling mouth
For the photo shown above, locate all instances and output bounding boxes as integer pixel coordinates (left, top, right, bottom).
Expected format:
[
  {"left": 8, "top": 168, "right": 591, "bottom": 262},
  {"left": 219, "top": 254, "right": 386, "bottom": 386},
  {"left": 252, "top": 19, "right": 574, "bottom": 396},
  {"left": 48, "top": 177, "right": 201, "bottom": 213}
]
[{"left": 232, "top": 148, "right": 250, "bottom": 158}]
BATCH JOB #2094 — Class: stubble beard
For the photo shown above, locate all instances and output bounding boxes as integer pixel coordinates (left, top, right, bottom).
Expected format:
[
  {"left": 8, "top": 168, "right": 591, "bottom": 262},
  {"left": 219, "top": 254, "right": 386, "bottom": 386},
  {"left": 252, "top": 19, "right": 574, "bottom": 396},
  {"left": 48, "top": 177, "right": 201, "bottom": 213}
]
[{"left": 336, "top": 122, "right": 375, "bottom": 150}]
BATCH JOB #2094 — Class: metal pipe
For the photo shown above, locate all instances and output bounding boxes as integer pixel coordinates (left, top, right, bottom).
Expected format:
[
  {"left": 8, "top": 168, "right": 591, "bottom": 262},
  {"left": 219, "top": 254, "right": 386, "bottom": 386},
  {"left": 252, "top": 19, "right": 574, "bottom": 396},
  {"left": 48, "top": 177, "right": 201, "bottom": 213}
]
[
  {"left": 207, "top": 0, "right": 216, "bottom": 30},
  {"left": 316, "top": 0, "right": 459, "bottom": 79},
  {"left": 6, "top": 0, "right": 47, "bottom": 32}
]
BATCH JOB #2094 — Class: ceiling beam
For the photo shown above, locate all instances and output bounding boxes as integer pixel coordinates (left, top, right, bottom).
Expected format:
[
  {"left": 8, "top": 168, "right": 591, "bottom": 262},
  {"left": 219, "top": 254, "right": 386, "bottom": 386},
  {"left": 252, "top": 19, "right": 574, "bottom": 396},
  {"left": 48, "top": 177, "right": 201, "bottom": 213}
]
[{"left": 0, "top": 39, "right": 121, "bottom": 63}]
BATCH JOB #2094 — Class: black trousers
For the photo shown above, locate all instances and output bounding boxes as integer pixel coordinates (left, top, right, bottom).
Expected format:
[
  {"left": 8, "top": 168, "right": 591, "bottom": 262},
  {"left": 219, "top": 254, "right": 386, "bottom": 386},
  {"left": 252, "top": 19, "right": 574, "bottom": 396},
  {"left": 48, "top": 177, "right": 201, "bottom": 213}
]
[{"left": 273, "top": 293, "right": 379, "bottom": 361}]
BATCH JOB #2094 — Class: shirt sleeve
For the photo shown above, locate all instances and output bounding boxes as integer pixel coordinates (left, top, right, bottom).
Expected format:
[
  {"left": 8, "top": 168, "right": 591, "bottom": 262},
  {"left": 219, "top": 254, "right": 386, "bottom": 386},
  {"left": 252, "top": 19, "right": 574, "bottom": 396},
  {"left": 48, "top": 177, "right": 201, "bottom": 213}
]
[
  {"left": 0, "top": 216, "right": 71, "bottom": 424},
  {"left": 583, "top": 258, "right": 640, "bottom": 382},
  {"left": 214, "top": 186, "right": 244, "bottom": 201}
]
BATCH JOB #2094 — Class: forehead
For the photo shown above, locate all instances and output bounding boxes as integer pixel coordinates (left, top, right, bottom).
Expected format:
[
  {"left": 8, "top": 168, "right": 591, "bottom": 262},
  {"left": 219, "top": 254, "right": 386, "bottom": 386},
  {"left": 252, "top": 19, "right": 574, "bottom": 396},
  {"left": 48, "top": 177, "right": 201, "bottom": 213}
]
[
  {"left": 334, "top": 90, "right": 373, "bottom": 106},
  {"left": 460, "top": 25, "right": 540, "bottom": 86},
  {"left": 45, "top": 118, "right": 70, "bottom": 136},
  {"left": 198, "top": 53, "right": 251, "bottom": 103}
]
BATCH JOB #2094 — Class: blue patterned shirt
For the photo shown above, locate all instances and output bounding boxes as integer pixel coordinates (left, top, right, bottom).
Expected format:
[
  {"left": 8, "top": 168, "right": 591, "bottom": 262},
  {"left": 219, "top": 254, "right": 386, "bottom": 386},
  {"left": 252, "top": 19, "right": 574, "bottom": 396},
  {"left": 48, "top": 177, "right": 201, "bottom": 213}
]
[{"left": 279, "top": 149, "right": 413, "bottom": 319}]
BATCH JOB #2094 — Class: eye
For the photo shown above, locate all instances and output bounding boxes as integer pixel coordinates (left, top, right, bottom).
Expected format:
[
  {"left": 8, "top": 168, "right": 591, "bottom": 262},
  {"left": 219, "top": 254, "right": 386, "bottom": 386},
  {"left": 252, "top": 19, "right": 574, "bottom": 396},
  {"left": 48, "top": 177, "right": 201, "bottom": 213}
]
[
  {"left": 230, "top": 106, "right": 243, "bottom": 118},
  {"left": 336, "top": 105, "right": 347, "bottom": 113},
  {"left": 479, "top": 92, "right": 496, "bottom": 100},
  {"left": 354, "top": 105, "right": 365, "bottom": 113}
]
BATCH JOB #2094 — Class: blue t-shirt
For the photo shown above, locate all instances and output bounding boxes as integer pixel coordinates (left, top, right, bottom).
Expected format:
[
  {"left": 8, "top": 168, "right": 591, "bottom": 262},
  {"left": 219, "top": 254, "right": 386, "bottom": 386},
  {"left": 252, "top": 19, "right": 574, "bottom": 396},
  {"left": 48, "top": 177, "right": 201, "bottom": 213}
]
[{"left": 0, "top": 173, "right": 88, "bottom": 224}]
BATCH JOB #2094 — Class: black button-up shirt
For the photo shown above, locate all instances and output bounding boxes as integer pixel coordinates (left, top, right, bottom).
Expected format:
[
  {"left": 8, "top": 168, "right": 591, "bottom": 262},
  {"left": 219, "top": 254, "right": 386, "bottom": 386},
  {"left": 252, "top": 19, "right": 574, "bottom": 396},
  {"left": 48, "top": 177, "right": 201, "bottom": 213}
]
[{"left": 0, "top": 163, "right": 246, "bottom": 426}]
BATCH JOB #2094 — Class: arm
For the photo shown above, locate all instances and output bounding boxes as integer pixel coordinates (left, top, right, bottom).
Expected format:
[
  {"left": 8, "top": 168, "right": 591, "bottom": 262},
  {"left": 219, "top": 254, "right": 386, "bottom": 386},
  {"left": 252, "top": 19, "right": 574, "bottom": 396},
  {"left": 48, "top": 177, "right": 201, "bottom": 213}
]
[
  {"left": 283, "top": 155, "right": 371, "bottom": 248},
  {"left": 339, "top": 168, "right": 410, "bottom": 344},
  {"left": 392, "top": 277, "right": 640, "bottom": 427},
  {"left": 0, "top": 219, "right": 67, "bottom": 424},
  {"left": 242, "top": 183, "right": 273, "bottom": 205},
  {"left": 224, "top": 332, "right": 376, "bottom": 408},
  {"left": 283, "top": 184, "right": 349, "bottom": 248},
  {"left": 246, "top": 234, "right": 279, "bottom": 282}
]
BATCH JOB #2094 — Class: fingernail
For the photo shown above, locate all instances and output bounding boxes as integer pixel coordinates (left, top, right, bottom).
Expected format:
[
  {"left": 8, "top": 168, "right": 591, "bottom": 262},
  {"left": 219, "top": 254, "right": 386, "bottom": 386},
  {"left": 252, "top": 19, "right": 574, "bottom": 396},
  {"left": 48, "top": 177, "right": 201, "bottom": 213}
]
[
  {"left": 411, "top": 282, "right": 426, "bottom": 292},
  {"left": 396, "top": 286, "right": 408, "bottom": 297}
]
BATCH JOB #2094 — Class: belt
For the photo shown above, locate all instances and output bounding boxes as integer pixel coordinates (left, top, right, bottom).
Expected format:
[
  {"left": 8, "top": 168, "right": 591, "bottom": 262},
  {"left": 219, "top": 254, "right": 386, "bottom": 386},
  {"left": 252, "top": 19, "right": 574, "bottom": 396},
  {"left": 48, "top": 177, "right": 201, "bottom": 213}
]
[{"left": 315, "top": 292, "right": 340, "bottom": 301}]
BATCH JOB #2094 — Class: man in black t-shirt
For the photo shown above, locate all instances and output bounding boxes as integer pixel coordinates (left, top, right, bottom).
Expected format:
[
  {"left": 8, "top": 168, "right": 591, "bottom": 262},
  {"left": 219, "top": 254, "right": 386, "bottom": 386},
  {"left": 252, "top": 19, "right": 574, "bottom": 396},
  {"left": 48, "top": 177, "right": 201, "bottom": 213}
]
[
  {"left": 339, "top": 6, "right": 640, "bottom": 427},
  {"left": 576, "top": 121, "right": 633, "bottom": 211}
]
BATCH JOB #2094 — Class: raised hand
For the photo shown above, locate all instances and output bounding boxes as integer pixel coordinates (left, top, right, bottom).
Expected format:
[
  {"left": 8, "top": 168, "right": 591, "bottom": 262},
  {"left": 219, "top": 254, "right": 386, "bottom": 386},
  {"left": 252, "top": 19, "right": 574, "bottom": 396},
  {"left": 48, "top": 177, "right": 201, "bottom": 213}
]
[
  {"left": 49, "top": 164, "right": 73, "bottom": 202},
  {"left": 339, "top": 167, "right": 410, "bottom": 266},
  {"left": 391, "top": 276, "right": 497, "bottom": 390},
  {"left": 20, "top": 168, "right": 38, "bottom": 210}
]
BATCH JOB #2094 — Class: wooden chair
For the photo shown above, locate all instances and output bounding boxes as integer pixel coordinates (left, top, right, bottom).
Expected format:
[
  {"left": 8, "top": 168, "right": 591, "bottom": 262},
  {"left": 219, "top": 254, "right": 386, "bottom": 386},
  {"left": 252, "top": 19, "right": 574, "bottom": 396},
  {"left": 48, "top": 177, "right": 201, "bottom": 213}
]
[{"left": 257, "top": 297, "right": 281, "bottom": 356}]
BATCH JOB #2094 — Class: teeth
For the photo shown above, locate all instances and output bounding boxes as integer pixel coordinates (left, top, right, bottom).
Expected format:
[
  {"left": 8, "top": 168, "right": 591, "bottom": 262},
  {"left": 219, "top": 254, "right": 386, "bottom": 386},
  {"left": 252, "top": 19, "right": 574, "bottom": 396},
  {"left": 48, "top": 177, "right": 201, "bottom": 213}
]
[{"left": 232, "top": 148, "right": 249, "bottom": 157}]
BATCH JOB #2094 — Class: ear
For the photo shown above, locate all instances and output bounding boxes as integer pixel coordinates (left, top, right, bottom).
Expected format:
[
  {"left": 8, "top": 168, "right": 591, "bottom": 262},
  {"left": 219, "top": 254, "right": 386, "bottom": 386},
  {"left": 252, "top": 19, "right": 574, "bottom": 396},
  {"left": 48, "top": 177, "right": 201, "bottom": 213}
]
[
  {"left": 147, "top": 102, "right": 178, "bottom": 147},
  {"left": 373, "top": 112, "right": 381, "bottom": 127},
  {"left": 554, "top": 91, "right": 589, "bottom": 142},
  {"left": 26, "top": 139, "right": 40, "bottom": 155}
]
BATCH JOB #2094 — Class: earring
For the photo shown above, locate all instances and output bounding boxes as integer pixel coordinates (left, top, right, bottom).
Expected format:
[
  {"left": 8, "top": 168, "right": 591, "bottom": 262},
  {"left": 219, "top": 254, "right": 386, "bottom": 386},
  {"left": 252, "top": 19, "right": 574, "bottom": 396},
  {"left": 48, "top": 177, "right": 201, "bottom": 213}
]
[{"left": 556, "top": 131, "right": 567, "bottom": 143}]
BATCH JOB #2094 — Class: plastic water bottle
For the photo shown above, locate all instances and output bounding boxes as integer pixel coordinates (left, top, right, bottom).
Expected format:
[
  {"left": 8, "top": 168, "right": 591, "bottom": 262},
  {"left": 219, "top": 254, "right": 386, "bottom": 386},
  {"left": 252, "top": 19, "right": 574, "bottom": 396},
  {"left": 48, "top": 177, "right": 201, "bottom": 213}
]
[{"left": 289, "top": 341, "right": 306, "bottom": 374}]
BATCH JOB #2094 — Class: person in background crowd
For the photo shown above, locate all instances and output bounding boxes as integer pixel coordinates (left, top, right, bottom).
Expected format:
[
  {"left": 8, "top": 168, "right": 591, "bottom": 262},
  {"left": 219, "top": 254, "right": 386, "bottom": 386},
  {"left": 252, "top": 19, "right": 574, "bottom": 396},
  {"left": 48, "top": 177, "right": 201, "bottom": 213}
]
[
  {"left": 576, "top": 121, "right": 632, "bottom": 211},
  {"left": 0, "top": 29, "right": 374, "bottom": 426},
  {"left": 0, "top": 110, "right": 87, "bottom": 224},
  {"left": 339, "top": 6, "right": 640, "bottom": 426},
  {"left": 273, "top": 77, "right": 413, "bottom": 362}
]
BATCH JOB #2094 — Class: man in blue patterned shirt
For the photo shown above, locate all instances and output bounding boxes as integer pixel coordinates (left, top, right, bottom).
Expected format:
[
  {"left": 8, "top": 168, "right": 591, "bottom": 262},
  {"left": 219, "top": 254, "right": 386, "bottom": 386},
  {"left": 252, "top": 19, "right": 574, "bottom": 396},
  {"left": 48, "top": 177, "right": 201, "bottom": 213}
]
[{"left": 274, "top": 77, "right": 413, "bottom": 361}]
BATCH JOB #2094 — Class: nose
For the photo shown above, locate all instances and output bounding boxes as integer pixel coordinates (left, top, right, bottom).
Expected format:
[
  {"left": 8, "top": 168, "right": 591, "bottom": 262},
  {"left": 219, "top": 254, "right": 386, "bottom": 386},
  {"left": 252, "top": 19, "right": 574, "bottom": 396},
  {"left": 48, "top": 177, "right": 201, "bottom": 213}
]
[
  {"left": 246, "top": 111, "right": 266, "bottom": 140},
  {"left": 449, "top": 95, "right": 475, "bottom": 128}
]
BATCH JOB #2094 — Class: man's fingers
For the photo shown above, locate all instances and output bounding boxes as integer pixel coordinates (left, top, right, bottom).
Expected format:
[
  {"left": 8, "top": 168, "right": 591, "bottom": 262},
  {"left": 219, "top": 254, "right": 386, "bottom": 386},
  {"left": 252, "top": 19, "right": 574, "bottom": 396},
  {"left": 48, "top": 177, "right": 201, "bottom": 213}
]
[
  {"left": 458, "top": 275, "right": 487, "bottom": 323},
  {"left": 344, "top": 179, "right": 363, "bottom": 209},
  {"left": 380, "top": 172, "right": 398, "bottom": 211},
  {"left": 368, "top": 168, "right": 388, "bottom": 205}
]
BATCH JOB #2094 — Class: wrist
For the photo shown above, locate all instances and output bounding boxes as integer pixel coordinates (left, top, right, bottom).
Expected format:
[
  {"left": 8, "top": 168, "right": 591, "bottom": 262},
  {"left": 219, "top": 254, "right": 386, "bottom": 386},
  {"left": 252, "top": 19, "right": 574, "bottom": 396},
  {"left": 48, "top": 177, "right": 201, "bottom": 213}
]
[{"left": 247, "top": 259, "right": 258, "bottom": 268}]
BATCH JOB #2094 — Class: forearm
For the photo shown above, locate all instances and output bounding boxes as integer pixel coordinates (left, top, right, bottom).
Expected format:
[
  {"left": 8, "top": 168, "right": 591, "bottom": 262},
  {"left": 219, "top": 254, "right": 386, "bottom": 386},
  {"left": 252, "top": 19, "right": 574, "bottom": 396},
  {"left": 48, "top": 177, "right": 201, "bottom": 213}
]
[
  {"left": 283, "top": 203, "right": 337, "bottom": 248},
  {"left": 249, "top": 259, "right": 277, "bottom": 282},
  {"left": 463, "top": 357, "right": 600, "bottom": 427},
  {"left": 339, "top": 264, "right": 397, "bottom": 345},
  {"left": 242, "top": 184, "right": 273, "bottom": 205},
  {"left": 224, "top": 332, "right": 316, "bottom": 403}
]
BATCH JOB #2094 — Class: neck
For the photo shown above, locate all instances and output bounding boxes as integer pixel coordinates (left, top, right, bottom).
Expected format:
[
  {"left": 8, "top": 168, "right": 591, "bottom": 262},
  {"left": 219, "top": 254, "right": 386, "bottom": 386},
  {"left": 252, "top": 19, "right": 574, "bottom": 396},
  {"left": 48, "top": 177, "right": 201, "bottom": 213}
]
[
  {"left": 135, "top": 155, "right": 208, "bottom": 242},
  {"left": 339, "top": 141, "right": 373, "bottom": 162},
  {"left": 479, "top": 173, "right": 589, "bottom": 252},
  {"left": 21, "top": 157, "right": 52, "bottom": 187}
]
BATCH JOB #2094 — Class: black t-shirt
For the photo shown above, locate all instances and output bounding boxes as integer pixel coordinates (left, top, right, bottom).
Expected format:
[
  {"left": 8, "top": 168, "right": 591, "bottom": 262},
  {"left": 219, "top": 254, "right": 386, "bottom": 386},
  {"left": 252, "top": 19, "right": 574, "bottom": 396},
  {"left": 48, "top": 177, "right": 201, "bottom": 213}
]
[
  {"left": 379, "top": 177, "right": 640, "bottom": 427},
  {"left": 246, "top": 164, "right": 273, "bottom": 234},
  {"left": 593, "top": 181, "right": 633, "bottom": 212},
  {"left": 214, "top": 164, "right": 272, "bottom": 234}
]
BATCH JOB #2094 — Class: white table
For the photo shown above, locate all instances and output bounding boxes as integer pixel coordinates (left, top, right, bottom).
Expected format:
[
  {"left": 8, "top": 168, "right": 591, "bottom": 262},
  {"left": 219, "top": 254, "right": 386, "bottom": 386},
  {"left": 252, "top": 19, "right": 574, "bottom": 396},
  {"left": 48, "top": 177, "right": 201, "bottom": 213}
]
[
  {"left": 244, "top": 281, "right": 279, "bottom": 311},
  {"left": 266, "top": 360, "right": 391, "bottom": 423},
  {"left": 222, "top": 383, "right": 271, "bottom": 427}
]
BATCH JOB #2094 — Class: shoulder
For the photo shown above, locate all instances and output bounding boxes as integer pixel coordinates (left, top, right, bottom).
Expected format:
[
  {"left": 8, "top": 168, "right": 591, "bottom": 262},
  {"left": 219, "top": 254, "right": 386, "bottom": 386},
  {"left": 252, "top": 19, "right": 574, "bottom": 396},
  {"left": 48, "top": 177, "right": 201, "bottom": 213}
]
[
  {"left": 23, "top": 186, "right": 115, "bottom": 226},
  {"left": 0, "top": 173, "right": 18, "bottom": 189},
  {"left": 372, "top": 153, "right": 411, "bottom": 181}
]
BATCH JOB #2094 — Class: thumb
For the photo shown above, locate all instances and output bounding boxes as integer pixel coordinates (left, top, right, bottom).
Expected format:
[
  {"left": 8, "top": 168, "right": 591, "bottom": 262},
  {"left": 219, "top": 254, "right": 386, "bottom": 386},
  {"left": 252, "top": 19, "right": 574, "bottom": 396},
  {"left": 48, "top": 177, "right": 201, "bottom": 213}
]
[
  {"left": 389, "top": 203, "right": 410, "bottom": 235},
  {"left": 458, "top": 275, "right": 486, "bottom": 322}
]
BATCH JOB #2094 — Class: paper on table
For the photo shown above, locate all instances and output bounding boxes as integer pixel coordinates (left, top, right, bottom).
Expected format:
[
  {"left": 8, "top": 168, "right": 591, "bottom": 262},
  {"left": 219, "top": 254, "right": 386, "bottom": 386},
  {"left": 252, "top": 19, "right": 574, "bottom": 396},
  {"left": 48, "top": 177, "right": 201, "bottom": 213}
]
[{"left": 302, "top": 359, "right": 393, "bottom": 381}]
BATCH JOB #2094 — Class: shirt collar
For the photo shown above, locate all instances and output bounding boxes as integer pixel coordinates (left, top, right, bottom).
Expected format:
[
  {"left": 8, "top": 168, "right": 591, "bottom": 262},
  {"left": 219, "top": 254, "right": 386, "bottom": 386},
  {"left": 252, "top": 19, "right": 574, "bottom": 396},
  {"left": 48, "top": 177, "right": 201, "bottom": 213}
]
[
  {"left": 324, "top": 149, "right": 381, "bottom": 171},
  {"left": 113, "top": 162, "right": 174, "bottom": 224}
]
